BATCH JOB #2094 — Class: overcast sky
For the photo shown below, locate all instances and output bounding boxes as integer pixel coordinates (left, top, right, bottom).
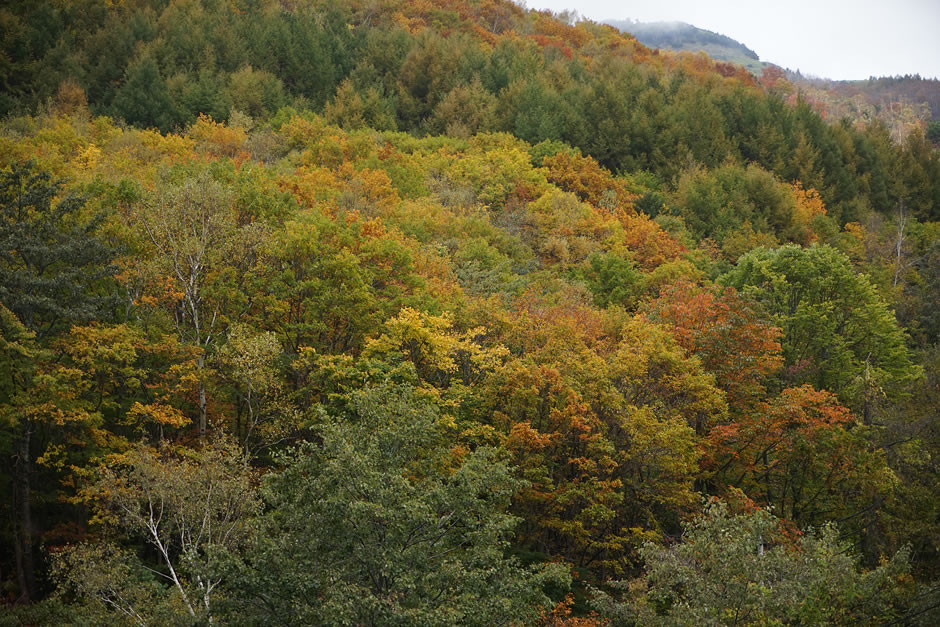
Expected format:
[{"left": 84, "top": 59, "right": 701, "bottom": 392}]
[{"left": 522, "top": 0, "right": 940, "bottom": 81}]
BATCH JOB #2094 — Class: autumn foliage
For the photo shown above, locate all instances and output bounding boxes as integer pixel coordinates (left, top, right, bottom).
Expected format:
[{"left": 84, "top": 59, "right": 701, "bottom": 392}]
[{"left": 0, "top": 0, "right": 936, "bottom": 622}]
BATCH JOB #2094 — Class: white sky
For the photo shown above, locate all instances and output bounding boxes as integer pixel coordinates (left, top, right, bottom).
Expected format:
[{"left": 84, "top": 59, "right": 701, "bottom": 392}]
[{"left": 522, "top": 0, "right": 940, "bottom": 80}]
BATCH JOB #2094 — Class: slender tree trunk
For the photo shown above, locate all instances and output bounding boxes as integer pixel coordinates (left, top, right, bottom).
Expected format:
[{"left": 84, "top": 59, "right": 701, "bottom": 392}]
[
  {"left": 13, "top": 421, "right": 35, "bottom": 603},
  {"left": 198, "top": 353, "right": 207, "bottom": 437},
  {"left": 893, "top": 201, "right": 907, "bottom": 287}
]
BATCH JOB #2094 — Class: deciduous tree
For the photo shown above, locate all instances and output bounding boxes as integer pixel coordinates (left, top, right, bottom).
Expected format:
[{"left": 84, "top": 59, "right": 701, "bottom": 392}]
[
  {"left": 592, "top": 498, "right": 913, "bottom": 625},
  {"left": 217, "top": 384, "right": 568, "bottom": 625},
  {"left": 722, "top": 244, "right": 920, "bottom": 413}
]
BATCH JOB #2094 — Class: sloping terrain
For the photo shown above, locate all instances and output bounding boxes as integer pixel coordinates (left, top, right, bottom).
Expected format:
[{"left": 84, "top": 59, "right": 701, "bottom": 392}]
[
  {"left": 605, "top": 18, "right": 766, "bottom": 74},
  {"left": 0, "top": 1, "right": 937, "bottom": 622}
]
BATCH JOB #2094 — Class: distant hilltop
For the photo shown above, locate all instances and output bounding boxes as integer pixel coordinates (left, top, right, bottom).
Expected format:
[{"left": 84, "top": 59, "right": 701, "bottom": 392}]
[
  {"left": 605, "top": 19, "right": 765, "bottom": 74},
  {"left": 604, "top": 18, "right": 940, "bottom": 128}
]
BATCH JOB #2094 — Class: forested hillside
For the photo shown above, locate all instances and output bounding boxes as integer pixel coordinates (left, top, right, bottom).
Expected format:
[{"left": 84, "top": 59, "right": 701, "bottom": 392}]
[
  {"left": 1, "top": 1, "right": 938, "bottom": 624},
  {"left": 810, "top": 75, "right": 940, "bottom": 123},
  {"left": 604, "top": 19, "right": 765, "bottom": 75},
  {"left": 779, "top": 73, "right": 940, "bottom": 147}
]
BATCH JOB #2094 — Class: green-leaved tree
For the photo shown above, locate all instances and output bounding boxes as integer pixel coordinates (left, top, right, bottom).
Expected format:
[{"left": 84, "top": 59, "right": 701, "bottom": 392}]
[
  {"left": 217, "top": 384, "right": 569, "bottom": 626},
  {"left": 592, "top": 498, "right": 914, "bottom": 626}
]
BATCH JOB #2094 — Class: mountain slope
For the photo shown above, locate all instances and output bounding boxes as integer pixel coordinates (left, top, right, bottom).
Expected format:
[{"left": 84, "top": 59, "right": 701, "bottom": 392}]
[
  {"left": 807, "top": 74, "right": 940, "bottom": 121},
  {"left": 0, "top": 0, "right": 937, "bottom": 620},
  {"left": 605, "top": 19, "right": 765, "bottom": 74}
]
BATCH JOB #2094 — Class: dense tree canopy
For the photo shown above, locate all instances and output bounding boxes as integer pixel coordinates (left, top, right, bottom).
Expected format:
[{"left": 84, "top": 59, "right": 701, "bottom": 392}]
[
  {"left": 722, "top": 244, "right": 919, "bottom": 409},
  {"left": 0, "top": 0, "right": 937, "bottom": 623},
  {"left": 592, "top": 499, "right": 916, "bottom": 625},
  {"left": 218, "top": 384, "right": 568, "bottom": 626}
]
